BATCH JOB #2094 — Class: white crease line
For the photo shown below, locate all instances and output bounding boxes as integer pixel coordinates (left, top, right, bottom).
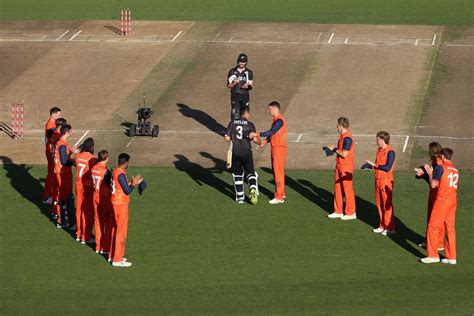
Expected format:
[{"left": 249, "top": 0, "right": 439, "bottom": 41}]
[
  {"left": 126, "top": 136, "right": 136, "bottom": 147},
  {"left": 56, "top": 30, "right": 69, "bottom": 41},
  {"left": 228, "top": 36, "right": 234, "bottom": 42},
  {"left": 328, "top": 33, "right": 335, "bottom": 44},
  {"left": 431, "top": 33, "right": 437, "bottom": 46},
  {"left": 69, "top": 30, "right": 82, "bottom": 41},
  {"left": 415, "top": 39, "right": 419, "bottom": 46},
  {"left": 344, "top": 38, "right": 349, "bottom": 44},
  {"left": 445, "top": 43, "right": 474, "bottom": 47},
  {"left": 74, "top": 130, "right": 89, "bottom": 146},
  {"left": 211, "top": 31, "right": 221, "bottom": 42},
  {"left": 296, "top": 134, "right": 303, "bottom": 143},
  {"left": 402, "top": 135, "right": 409, "bottom": 153},
  {"left": 315, "top": 32, "right": 322, "bottom": 43},
  {"left": 172, "top": 30, "right": 182, "bottom": 42}
]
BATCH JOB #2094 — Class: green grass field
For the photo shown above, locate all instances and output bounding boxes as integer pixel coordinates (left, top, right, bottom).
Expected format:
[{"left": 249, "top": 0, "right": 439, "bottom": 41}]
[
  {"left": 1, "top": 164, "right": 472, "bottom": 314},
  {"left": 1, "top": 0, "right": 473, "bottom": 26}
]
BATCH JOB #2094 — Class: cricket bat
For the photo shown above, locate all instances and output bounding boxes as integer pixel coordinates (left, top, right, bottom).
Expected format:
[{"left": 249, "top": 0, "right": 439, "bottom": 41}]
[{"left": 226, "top": 141, "right": 233, "bottom": 169}]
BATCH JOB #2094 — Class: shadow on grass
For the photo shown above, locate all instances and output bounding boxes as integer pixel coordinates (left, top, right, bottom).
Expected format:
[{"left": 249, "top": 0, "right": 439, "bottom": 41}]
[
  {"left": 0, "top": 156, "right": 50, "bottom": 218},
  {"left": 0, "top": 156, "right": 78, "bottom": 239},
  {"left": 260, "top": 167, "right": 425, "bottom": 258}
]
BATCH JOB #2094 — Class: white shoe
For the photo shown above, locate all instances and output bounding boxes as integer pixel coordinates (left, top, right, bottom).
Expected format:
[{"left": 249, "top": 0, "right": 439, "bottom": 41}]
[
  {"left": 237, "top": 199, "right": 244, "bottom": 204},
  {"left": 373, "top": 227, "right": 384, "bottom": 233},
  {"left": 42, "top": 197, "right": 53, "bottom": 205},
  {"left": 112, "top": 261, "right": 132, "bottom": 267},
  {"left": 381, "top": 229, "right": 396, "bottom": 236},
  {"left": 76, "top": 237, "right": 81, "bottom": 242},
  {"left": 341, "top": 214, "right": 357, "bottom": 221},
  {"left": 438, "top": 247, "right": 445, "bottom": 251},
  {"left": 441, "top": 258, "right": 457, "bottom": 265},
  {"left": 268, "top": 198, "right": 284, "bottom": 204},
  {"left": 420, "top": 257, "right": 440, "bottom": 264},
  {"left": 327, "top": 212, "right": 343, "bottom": 219},
  {"left": 100, "top": 250, "right": 110, "bottom": 255},
  {"left": 109, "top": 257, "right": 127, "bottom": 262}
]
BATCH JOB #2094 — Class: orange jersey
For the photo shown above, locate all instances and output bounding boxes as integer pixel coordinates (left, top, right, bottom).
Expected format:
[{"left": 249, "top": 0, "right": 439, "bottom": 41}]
[
  {"left": 53, "top": 138, "right": 72, "bottom": 174},
  {"left": 45, "top": 132, "right": 60, "bottom": 162},
  {"left": 375, "top": 145, "right": 395, "bottom": 180},
  {"left": 434, "top": 161, "right": 459, "bottom": 201},
  {"left": 111, "top": 167, "right": 130, "bottom": 205},
  {"left": 336, "top": 131, "right": 355, "bottom": 167},
  {"left": 91, "top": 163, "right": 112, "bottom": 198},
  {"left": 75, "top": 152, "right": 97, "bottom": 187},
  {"left": 45, "top": 118, "right": 56, "bottom": 143},
  {"left": 270, "top": 114, "right": 287, "bottom": 147}
]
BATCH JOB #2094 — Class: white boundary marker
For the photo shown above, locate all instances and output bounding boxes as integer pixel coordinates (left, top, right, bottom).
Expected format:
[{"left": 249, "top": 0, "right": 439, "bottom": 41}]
[
  {"left": 328, "top": 33, "right": 335, "bottom": 44},
  {"left": 296, "top": 134, "right": 303, "bottom": 142},
  {"left": 402, "top": 136, "right": 410, "bottom": 152},
  {"left": 344, "top": 38, "right": 349, "bottom": 44},
  {"left": 56, "top": 30, "right": 69, "bottom": 41},
  {"left": 74, "top": 130, "right": 89, "bottom": 146},
  {"left": 415, "top": 39, "right": 419, "bottom": 46},
  {"left": 171, "top": 30, "right": 182, "bottom": 42},
  {"left": 69, "top": 30, "right": 82, "bottom": 41},
  {"left": 431, "top": 33, "right": 437, "bottom": 46}
]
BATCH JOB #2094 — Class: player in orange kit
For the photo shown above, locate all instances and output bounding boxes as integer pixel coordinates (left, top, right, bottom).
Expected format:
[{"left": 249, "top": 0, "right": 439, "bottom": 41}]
[
  {"left": 414, "top": 142, "right": 445, "bottom": 250},
  {"left": 364, "top": 131, "right": 396, "bottom": 235},
  {"left": 53, "top": 124, "right": 76, "bottom": 229},
  {"left": 47, "top": 118, "right": 67, "bottom": 221},
  {"left": 110, "top": 153, "right": 142, "bottom": 267},
  {"left": 325, "top": 117, "right": 357, "bottom": 220},
  {"left": 43, "top": 106, "right": 61, "bottom": 204},
  {"left": 74, "top": 138, "right": 97, "bottom": 244},
  {"left": 91, "top": 150, "right": 114, "bottom": 256},
  {"left": 421, "top": 148, "right": 459, "bottom": 265},
  {"left": 254, "top": 101, "right": 287, "bottom": 204}
]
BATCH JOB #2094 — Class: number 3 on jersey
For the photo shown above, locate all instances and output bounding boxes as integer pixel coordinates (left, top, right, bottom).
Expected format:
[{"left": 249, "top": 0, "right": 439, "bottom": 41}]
[
  {"left": 448, "top": 172, "right": 459, "bottom": 189},
  {"left": 236, "top": 126, "right": 243, "bottom": 140}
]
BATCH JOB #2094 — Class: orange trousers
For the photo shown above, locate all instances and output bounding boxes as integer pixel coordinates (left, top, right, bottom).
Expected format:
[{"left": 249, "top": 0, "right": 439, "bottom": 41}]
[
  {"left": 426, "top": 198, "right": 457, "bottom": 259},
  {"left": 75, "top": 185, "right": 95, "bottom": 240},
  {"left": 427, "top": 192, "right": 444, "bottom": 248},
  {"left": 271, "top": 146, "right": 287, "bottom": 200},
  {"left": 94, "top": 196, "right": 114, "bottom": 253},
  {"left": 334, "top": 164, "right": 356, "bottom": 215},
  {"left": 375, "top": 179, "right": 395, "bottom": 230},
  {"left": 43, "top": 159, "right": 55, "bottom": 200},
  {"left": 112, "top": 203, "right": 129, "bottom": 262}
]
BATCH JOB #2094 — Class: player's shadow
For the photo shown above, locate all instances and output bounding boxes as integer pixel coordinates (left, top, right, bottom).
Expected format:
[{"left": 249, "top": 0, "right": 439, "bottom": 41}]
[
  {"left": 0, "top": 156, "right": 51, "bottom": 219},
  {"left": 173, "top": 153, "right": 234, "bottom": 199},
  {"left": 260, "top": 167, "right": 425, "bottom": 257},
  {"left": 176, "top": 103, "right": 226, "bottom": 136}
]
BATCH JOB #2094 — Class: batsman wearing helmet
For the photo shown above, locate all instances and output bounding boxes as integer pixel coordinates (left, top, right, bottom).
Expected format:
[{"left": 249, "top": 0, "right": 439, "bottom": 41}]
[{"left": 227, "top": 53, "right": 253, "bottom": 120}]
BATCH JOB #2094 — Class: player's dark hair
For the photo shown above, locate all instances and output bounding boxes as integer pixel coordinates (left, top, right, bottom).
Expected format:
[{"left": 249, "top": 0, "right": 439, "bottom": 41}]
[
  {"left": 240, "top": 105, "right": 250, "bottom": 116},
  {"left": 50, "top": 107, "right": 61, "bottom": 115},
  {"left": 440, "top": 148, "right": 454, "bottom": 160},
  {"left": 376, "top": 131, "right": 390, "bottom": 144},
  {"left": 82, "top": 138, "right": 94, "bottom": 153},
  {"left": 55, "top": 118, "right": 67, "bottom": 128},
  {"left": 118, "top": 153, "right": 131, "bottom": 165},
  {"left": 60, "top": 124, "right": 72, "bottom": 135},
  {"left": 97, "top": 150, "right": 109, "bottom": 162},
  {"left": 337, "top": 117, "right": 349, "bottom": 129},
  {"left": 268, "top": 101, "right": 280, "bottom": 109},
  {"left": 428, "top": 142, "right": 442, "bottom": 159}
]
